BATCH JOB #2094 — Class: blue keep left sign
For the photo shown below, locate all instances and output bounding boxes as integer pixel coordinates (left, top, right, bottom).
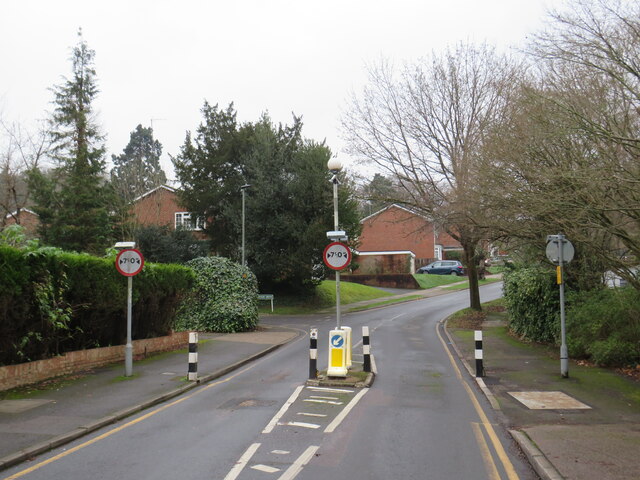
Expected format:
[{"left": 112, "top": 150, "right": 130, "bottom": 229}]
[{"left": 331, "top": 334, "right": 344, "bottom": 348}]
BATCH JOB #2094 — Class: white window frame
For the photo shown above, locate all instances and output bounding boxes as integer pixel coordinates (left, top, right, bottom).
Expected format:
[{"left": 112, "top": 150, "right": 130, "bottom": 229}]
[{"left": 175, "top": 212, "right": 205, "bottom": 231}]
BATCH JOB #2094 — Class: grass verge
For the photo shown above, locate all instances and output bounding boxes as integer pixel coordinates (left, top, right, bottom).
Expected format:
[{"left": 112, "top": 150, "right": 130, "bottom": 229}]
[{"left": 259, "top": 280, "right": 391, "bottom": 315}]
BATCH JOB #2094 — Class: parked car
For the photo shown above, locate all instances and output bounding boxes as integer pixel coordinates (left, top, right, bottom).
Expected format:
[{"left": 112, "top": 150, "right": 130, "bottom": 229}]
[{"left": 417, "top": 260, "right": 465, "bottom": 276}]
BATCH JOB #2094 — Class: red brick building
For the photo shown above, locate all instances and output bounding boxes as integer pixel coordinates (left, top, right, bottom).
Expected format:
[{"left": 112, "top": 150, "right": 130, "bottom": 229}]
[
  {"left": 356, "top": 204, "right": 462, "bottom": 274},
  {"left": 130, "top": 185, "right": 205, "bottom": 235},
  {"left": 3, "top": 208, "right": 40, "bottom": 237}
]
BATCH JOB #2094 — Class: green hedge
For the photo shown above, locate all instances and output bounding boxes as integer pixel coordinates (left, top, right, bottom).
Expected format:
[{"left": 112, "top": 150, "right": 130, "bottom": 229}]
[
  {"left": 0, "top": 246, "right": 193, "bottom": 365},
  {"left": 174, "top": 256, "right": 259, "bottom": 333},
  {"left": 567, "top": 287, "right": 640, "bottom": 367},
  {"left": 502, "top": 266, "right": 559, "bottom": 343}
]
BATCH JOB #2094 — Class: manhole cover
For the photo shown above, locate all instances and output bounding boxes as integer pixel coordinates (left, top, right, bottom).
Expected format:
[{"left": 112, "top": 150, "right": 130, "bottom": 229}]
[{"left": 508, "top": 391, "right": 591, "bottom": 410}]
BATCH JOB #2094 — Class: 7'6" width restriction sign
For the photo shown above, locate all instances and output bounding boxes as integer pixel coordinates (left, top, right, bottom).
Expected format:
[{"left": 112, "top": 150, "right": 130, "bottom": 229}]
[{"left": 323, "top": 242, "right": 351, "bottom": 271}]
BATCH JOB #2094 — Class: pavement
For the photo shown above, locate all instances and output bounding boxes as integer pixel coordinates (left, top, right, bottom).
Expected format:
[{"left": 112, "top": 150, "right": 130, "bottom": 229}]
[{"left": 1, "top": 280, "right": 638, "bottom": 479}]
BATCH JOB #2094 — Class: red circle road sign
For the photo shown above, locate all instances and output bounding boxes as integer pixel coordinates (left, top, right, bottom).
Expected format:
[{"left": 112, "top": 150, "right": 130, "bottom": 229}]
[
  {"left": 323, "top": 242, "right": 352, "bottom": 271},
  {"left": 115, "top": 249, "right": 145, "bottom": 276}
]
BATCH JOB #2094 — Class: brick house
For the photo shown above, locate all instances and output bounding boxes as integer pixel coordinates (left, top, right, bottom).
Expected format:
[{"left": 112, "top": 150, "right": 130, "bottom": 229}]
[
  {"left": 130, "top": 185, "right": 206, "bottom": 236},
  {"left": 1, "top": 186, "right": 206, "bottom": 240},
  {"left": 355, "top": 204, "right": 462, "bottom": 274},
  {"left": 3, "top": 208, "right": 40, "bottom": 237}
]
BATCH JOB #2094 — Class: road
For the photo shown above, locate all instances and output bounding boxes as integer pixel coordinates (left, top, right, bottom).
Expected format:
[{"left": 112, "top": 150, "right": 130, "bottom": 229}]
[{"left": 2, "top": 282, "right": 536, "bottom": 480}]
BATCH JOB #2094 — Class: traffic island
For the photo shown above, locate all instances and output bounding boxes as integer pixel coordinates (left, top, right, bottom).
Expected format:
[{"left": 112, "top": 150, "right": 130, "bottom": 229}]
[{"left": 306, "top": 365, "right": 375, "bottom": 388}]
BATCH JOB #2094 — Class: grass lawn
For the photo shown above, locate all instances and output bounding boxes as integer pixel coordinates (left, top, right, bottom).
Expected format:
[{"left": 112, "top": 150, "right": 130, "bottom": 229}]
[
  {"left": 259, "top": 280, "right": 392, "bottom": 315},
  {"left": 443, "top": 277, "right": 502, "bottom": 291},
  {"left": 413, "top": 274, "right": 465, "bottom": 289}
]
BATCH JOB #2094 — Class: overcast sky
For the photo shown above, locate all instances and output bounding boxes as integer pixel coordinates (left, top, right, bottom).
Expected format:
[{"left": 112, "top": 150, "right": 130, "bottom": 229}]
[{"left": 1, "top": 0, "right": 565, "bottom": 182}]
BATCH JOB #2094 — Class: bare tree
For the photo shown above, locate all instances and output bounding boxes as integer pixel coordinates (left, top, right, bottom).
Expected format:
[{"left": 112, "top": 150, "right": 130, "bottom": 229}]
[
  {"left": 482, "top": 0, "right": 640, "bottom": 289},
  {"left": 343, "top": 44, "right": 523, "bottom": 309},
  {"left": 0, "top": 118, "right": 51, "bottom": 228}
]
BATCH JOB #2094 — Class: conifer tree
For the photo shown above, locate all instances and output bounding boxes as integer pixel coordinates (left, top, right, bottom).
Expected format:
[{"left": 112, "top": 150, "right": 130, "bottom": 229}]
[{"left": 29, "top": 29, "right": 115, "bottom": 253}]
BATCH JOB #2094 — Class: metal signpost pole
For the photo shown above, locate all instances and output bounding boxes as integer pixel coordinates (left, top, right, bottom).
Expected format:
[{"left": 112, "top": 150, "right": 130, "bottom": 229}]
[
  {"left": 126, "top": 276, "right": 133, "bottom": 377},
  {"left": 333, "top": 175, "right": 341, "bottom": 330},
  {"left": 241, "top": 184, "right": 250, "bottom": 267},
  {"left": 547, "top": 233, "right": 573, "bottom": 379},
  {"left": 558, "top": 234, "right": 569, "bottom": 378},
  {"left": 115, "top": 246, "right": 144, "bottom": 378}
]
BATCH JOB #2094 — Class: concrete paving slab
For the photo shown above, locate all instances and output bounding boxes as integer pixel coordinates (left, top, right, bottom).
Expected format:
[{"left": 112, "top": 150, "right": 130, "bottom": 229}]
[
  {"left": 0, "top": 399, "right": 54, "bottom": 414},
  {"left": 508, "top": 391, "right": 592, "bottom": 410}
]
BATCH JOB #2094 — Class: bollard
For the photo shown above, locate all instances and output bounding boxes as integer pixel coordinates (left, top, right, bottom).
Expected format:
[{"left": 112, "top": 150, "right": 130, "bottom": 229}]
[
  {"left": 362, "top": 326, "right": 371, "bottom": 373},
  {"left": 309, "top": 328, "right": 318, "bottom": 379},
  {"left": 188, "top": 332, "right": 198, "bottom": 381},
  {"left": 327, "top": 329, "right": 347, "bottom": 377},
  {"left": 342, "top": 326, "right": 352, "bottom": 368},
  {"left": 474, "top": 330, "right": 484, "bottom": 378}
]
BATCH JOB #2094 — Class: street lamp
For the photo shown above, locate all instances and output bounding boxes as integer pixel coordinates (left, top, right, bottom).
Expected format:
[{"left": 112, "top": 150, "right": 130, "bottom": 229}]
[
  {"left": 327, "top": 158, "right": 344, "bottom": 329},
  {"left": 240, "top": 184, "right": 251, "bottom": 266}
]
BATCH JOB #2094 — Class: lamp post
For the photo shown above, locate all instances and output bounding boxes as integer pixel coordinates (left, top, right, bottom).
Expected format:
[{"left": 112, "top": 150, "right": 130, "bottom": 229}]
[
  {"left": 240, "top": 184, "right": 251, "bottom": 266},
  {"left": 327, "top": 158, "right": 344, "bottom": 329}
]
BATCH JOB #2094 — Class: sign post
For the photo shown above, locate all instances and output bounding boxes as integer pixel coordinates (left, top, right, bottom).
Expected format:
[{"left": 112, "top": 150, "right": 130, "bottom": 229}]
[
  {"left": 115, "top": 248, "right": 144, "bottom": 377},
  {"left": 323, "top": 241, "right": 351, "bottom": 330},
  {"left": 546, "top": 234, "right": 574, "bottom": 378}
]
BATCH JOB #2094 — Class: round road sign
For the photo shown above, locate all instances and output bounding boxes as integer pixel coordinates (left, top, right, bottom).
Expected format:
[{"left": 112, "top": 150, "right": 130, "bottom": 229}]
[
  {"left": 323, "top": 242, "right": 351, "bottom": 271},
  {"left": 545, "top": 238, "right": 574, "bottom": 265},
  {"left": 115, "top": 249, "right": 145, "bottom": 276}
]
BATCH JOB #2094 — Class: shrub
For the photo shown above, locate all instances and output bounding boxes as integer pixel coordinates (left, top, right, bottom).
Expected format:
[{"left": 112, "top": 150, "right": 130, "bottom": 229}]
[
  {"left": 502, "top": 266, "right": 559, "bottom": 343},
  {"left": 567, "top": 287, "right": 640, "bottom": 367},
  {"left": 174, "top": 256, "right": 258, "bottom": 333},
  {"left": 135, "top": 225, "right": 209, "bottom": 263}
]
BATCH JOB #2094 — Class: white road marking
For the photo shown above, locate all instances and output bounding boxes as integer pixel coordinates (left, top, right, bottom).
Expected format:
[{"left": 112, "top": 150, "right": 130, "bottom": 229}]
[
  {"left": 297, "top": 412, "right": 327, "bottom": 417},
  {"left": 252, "top": 464, "right": 281, "bottom": 473},
  {"left": 306, "top": 386, "right": 354, "bottom": 393},
  {"left": 263, "top": 385, "right": 304, "bottom": 433},
  {"left": 324, "top": 388, "right": 368, "bottom": 433},
  {"left": 278, "top": 421, "right": 320, "bottom": 429},
  {"left": 303, "top": 399, "right": 343, "bottom": 405},
  {"left": 272, "top": 450, "right": 290, "bottom": 455},
  {"left": 277, "top": 445, "right": 320, "bottom": 480},
  {"left": 309, "top": 395, "right": 339, "bottom": 400},
  {"left": 223, "top": 442, "right": 261, "bottom": 480}
]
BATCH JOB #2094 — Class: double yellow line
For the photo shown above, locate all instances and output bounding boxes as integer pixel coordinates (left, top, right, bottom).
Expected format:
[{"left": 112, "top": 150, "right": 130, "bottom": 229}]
[{"left": 436, "top": 322, "right": 519, "bottom": 480}]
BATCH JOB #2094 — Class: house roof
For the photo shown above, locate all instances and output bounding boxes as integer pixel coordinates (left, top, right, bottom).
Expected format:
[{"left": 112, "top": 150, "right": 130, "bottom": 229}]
[
  {"left": 4, "top": 208, "right": 39, "bottom": 219},
  {"left": 131, "top": 184, "right": 176, "bottom": 203},
  {"left": 355, "top": 250, "right": 416, "bottom": 257},
  {"left": 360, "top": 203, "right": 431, "bottom": 223}
]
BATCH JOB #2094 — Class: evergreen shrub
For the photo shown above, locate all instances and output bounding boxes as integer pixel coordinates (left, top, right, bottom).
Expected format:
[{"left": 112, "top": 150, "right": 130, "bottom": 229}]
[
  {"left": 0, "top": 246, "right": 193, "bottom": 365},
  {"left": 502, "top": 266, "right": 559, "bottom": 343},
  {"left": 174, "top": 256, "right": 258, "bottom": 333},
  {"left": 567, "top": 287, "right": 640, "bottom": 367}
]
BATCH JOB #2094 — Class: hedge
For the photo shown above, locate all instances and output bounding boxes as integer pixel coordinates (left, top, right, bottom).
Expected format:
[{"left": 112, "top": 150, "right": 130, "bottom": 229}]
[
  {"left": 502, "top": 266, "right": 559, "bottom": 343},
  {"left": 174, "top": 256, "right": 259, "bottom": 333},
  {"left": 0, "top": 246, "right": 193, "bottom": 366},
  {"left": 566, "top": 287, "right": 640, "bottom": 367}
]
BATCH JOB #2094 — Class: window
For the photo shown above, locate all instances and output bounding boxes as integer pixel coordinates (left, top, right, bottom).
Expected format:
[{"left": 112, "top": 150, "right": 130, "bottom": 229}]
[{"left": 175, "top": 212, "right": 205, "bottom": 231}]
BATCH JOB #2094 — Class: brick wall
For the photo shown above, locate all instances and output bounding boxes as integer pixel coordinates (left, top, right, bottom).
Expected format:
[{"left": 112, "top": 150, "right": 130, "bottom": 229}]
[
  {"left": 356, "top": 253, "right": 414, "bottom": 274},
  {"left": 0, "top": 331, "right": 189, "bottom": 392},
  {"left": 132, "top": 186, "right": 181, "bottom": 228}
]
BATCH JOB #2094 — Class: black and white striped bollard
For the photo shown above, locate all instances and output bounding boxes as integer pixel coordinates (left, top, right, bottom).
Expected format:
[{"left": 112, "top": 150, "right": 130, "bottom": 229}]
[
  {"left": 475, "top": 330, "right": 484, "bottom": 377},
  {"left": 309, "top": 328, "right": 318, "bottom": 379},
  {"left": 363, "top": 326, "right": 372, "bottom": 373},
  {"left": 188, "top": 332, "right": 198, "bottom": 381}
]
